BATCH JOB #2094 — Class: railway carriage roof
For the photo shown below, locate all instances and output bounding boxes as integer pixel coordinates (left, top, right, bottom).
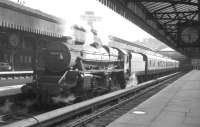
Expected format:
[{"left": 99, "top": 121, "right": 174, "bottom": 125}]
[
  {"left": 110, "top": 36, "right": 154, "bottom": 52},
  {"left": 130, "top": 52, "right": 144, "bottom": 61},
  {"left": 146, "top": 54, "right": 173, "bottom": 62},
  {"left": 112, "top": 47, "right": 128, "bottom": 55}
]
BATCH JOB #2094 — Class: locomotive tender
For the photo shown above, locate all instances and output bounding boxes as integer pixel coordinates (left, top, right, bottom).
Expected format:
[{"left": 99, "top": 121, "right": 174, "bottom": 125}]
[{"left": 23, "top": 28, "right": 179, "bottom": 107}]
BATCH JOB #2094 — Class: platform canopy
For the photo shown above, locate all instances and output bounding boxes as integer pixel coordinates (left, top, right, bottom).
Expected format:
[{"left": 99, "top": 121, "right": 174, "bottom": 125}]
[
  {"left": 0, "top": 0, "right": 64, "bottom": 38},
  {"left": 97, "top": 0, "right": 200, "bottom": 58}
]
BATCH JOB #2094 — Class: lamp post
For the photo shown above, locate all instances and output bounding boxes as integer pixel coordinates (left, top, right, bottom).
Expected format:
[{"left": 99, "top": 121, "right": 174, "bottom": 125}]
[{"left": 81, "top": 11, "right": 101, "bottom": 31}]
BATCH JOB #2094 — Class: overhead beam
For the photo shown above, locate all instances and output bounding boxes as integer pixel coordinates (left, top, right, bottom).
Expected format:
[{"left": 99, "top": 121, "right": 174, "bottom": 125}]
[
  {"left": 152, "top": 12, "right": 197, "bottom": 19},
  {"left": 136, "top": 0, "right": 198, "bottom": 6},
  {"left": 153, "top": 11, "right": 199, "bottom": 15},
  {"left": 152, "top": 4, "right": 174, "bottom": 13},
  {"left": 152, "top": 17, "right": 191, "bottom": 20}
]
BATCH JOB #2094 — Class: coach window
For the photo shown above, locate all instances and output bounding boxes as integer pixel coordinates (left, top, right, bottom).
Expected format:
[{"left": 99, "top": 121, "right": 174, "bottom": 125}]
[
  {"left": 153, "top": 60, "right": 155, "bottom": 67},
  {"left": 149, "top": 59, "right": 151, "bottom": 67}
]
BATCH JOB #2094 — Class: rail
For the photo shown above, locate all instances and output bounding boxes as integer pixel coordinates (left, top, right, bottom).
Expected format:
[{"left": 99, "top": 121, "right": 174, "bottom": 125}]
[
  {"left": 0, "top": 71, "right": 34, "bottom": 87},
  {"left": 3, "top": 72, "right": 180, "bottom": 127}
]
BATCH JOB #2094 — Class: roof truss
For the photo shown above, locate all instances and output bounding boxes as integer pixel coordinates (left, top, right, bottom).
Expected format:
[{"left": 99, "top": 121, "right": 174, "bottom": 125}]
[{"left": 97, "top": 0, "right": 200, "bottom": 57}]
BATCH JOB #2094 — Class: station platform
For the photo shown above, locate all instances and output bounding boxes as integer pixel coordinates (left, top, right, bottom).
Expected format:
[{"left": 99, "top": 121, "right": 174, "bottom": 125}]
[{"left": 107, "top": 70, "right": 200, "bottom": 127}]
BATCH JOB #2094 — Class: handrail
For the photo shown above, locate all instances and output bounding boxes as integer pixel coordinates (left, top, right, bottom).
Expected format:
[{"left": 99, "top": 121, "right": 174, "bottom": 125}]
[
  {"left": 58, "top": 70, "right": 68, "bottom": 84},
  {"left": 3, "top": 72, "right": 180, "bottom": 127}
]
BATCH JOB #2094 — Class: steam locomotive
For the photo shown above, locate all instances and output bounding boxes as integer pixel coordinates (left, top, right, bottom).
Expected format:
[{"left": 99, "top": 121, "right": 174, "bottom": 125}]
[{"left": 22, "top": 28, "right": 179, "bottom": 107}]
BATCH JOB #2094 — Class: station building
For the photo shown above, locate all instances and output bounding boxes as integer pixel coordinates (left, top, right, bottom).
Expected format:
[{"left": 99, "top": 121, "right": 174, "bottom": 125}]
[{"left": 0, "top": 0, "right": 63, "bottom": 71}]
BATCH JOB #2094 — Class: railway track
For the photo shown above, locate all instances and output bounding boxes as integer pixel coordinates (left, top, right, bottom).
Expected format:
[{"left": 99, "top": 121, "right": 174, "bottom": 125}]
[
  {"left": 58, "top": 72, "right": 183, "bottom": 127},
  {"left": 3, "top": 72, "right": 184, "bottom": 127}
]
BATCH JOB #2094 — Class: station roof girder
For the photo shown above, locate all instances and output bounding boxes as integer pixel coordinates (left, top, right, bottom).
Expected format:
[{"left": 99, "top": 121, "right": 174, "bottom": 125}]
[{"left": 97, "top": 0, "right": 200, "bottom": 58}]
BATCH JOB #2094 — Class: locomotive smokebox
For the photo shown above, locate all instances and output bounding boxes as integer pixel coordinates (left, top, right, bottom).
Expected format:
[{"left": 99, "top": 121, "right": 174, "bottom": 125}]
[{"left": 44, "top": 42, "right": 71, "bottom": 73}]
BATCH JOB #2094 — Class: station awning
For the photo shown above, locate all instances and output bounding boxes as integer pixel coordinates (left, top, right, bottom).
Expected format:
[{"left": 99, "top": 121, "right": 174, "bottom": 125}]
[{"left": 0, "top": 0, "right": 64, "bottom": 38}]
